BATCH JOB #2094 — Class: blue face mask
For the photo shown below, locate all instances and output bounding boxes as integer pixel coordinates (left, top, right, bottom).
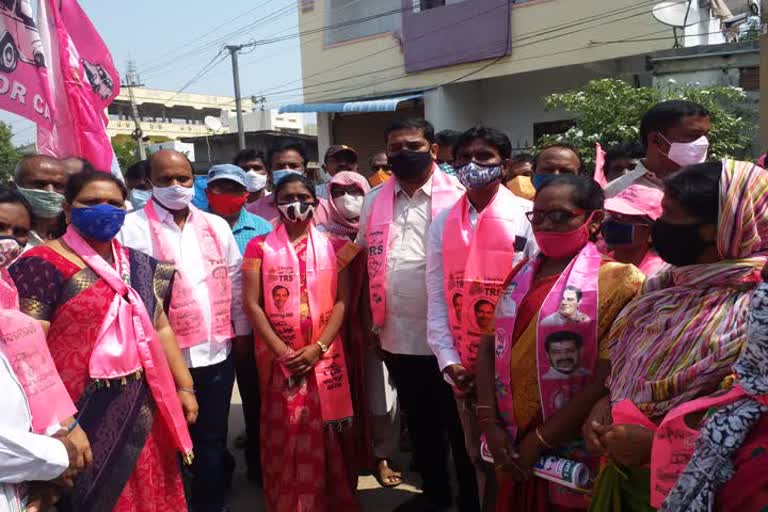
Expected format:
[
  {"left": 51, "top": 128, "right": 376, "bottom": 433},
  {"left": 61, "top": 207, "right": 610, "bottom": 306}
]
[
  {"left": 532, "top": 173, "right": 556, "bottom": 191},
  {"left": 129, "top": 189, "right": 152, "bottom": 209},
  {"left": 70, "top": 204, "right": 127, "bottom": 242},
  {"left": 272, "top": 169, "right": 302, "bottom": 186},
  {"left": 601, "top": 220, "right": 635, "bottom": 245}
]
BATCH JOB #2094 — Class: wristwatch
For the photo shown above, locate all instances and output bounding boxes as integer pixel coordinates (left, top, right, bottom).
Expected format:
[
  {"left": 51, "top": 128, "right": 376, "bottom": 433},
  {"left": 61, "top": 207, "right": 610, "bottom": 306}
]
[{"left": 316, "top": 341, "right": 329, "bottom": 353}]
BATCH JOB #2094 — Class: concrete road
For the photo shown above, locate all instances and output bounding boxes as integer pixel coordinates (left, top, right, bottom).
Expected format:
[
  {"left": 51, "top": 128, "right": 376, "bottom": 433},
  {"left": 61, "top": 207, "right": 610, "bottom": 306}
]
[{"left": 227, "top": 384, "right": 459, "bottom": 511}]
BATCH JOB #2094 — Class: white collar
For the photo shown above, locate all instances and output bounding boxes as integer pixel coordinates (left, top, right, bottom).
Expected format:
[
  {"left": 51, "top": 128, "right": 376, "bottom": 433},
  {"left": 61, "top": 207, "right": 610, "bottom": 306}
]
[{"left": 393, "top": 173, "right": 434, "bottom": 198}]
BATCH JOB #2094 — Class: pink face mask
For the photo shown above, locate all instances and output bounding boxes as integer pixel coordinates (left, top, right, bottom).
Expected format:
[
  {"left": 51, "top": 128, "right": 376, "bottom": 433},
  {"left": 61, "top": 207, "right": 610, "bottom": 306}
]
[
  {"left": 660, "top": 134, "right": 709, "bottom": 167},
  {"left": 534, "top": 213, "right": 595, "bottom": 260}
]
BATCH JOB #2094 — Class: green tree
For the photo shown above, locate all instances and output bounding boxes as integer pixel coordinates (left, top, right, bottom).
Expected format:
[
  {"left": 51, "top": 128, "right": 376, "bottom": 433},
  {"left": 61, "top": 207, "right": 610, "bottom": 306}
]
[
  {"left": 0, "top": 122, "right": 21, "bottom": 183},
  {"left": 112, "top": 135, "right": 140, "bottom": 171},
  {"left": 538, "top": 78, "right": 755, "bottom": 174}
]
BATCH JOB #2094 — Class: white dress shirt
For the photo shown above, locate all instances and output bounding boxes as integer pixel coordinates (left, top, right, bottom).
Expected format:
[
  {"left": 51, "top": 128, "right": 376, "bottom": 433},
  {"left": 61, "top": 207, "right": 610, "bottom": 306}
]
[
  {"left": 426, "top": 193, "right": 534, "bottom": 372},
  {"left": 0, "top": 350, "right": 68, "bottom": 512},
  {"left": 118, "top": 202, "right": 249, "bottom": 369},
  {"left": 357, "top": 175, "right": 456, "bottom": 356},
  {"left": 604, "top": 160, "right": 663, "bottom": 197}
]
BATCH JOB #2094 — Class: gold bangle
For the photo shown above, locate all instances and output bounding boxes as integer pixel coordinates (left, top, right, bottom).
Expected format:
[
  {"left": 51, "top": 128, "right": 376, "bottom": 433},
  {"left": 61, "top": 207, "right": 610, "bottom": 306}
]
[{"left": 535, "top": 427, "right": 554, "bottom": 449}]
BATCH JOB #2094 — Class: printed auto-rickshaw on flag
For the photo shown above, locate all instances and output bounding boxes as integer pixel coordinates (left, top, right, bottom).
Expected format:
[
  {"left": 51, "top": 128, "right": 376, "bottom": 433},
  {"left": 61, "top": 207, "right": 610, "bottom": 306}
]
[{"left": 0, "top": 0, "right": 53, "bottom": 128}]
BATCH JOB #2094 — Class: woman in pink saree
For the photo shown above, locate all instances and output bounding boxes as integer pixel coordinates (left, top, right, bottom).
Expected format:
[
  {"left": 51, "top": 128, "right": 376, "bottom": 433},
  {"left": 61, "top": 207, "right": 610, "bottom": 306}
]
[{"left": 243, "top": 174, "right": 361, "bottom": 512}]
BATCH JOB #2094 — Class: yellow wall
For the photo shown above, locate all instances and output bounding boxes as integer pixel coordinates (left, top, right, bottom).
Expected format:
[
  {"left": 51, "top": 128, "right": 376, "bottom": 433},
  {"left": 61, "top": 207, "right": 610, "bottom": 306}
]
[{"left": 296, "top": 0, "right": 673, "bottom": 104}]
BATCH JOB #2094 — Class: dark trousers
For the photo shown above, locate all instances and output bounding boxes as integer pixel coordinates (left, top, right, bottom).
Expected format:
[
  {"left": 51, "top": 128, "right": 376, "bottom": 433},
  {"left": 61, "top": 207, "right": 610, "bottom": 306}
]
[
  {"left": 188, "top": 354, "right": 236, "bottom": 512},
  {"left": 234, "top": 347, "right": 261, "bottom": 477},
  {"left": 384, "top": 352, "right": 479, "bottom": 511}
]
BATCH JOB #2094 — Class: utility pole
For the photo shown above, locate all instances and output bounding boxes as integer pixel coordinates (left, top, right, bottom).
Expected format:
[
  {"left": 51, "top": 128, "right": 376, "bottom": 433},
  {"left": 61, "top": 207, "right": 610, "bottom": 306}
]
[
  {"left": 122, "top": 60, "right": 146, "bottom": 160},
  {"left": 226, "top": 45, "right": 246, "bottom": 150}
]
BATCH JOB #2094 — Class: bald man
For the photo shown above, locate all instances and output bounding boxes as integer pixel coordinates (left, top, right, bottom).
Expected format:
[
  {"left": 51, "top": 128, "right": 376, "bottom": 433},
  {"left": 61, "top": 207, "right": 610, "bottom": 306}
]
[
  {"left": 118, "top": 149, "right": 249, "bottom": 511},
  {"left": 13, "top": 154, "right": 68, "bottom": 244},
  {"left": 61, "top": 157, "right": 95, "bottom": 176}
]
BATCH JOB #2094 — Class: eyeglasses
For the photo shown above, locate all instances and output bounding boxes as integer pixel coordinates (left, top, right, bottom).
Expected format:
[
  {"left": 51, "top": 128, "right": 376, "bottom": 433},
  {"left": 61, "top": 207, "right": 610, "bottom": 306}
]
[
  {"left": 374, "top": 165, "right": 392, "bottom": 171},
  {"left": 526, "top": 208, "right": 586, "bottom": 225}
]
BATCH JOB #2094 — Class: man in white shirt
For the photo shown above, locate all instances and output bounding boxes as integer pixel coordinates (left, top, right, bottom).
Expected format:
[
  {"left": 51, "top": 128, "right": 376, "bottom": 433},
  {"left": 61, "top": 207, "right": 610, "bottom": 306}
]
[
  {"left": 357, "top": 118, "right": 475, "bottom": 512},
  {"left": 427, "top": 126, "right": 533, "bottom": 507},
  {"left": 604, "top": 100, "right": 711, "bottom": 197},
  {"left": 119, "top": 150, "right": 249, "bottom": 512},
  {"left": 0, "top": 346, "right": 77, "bottom": 512}
]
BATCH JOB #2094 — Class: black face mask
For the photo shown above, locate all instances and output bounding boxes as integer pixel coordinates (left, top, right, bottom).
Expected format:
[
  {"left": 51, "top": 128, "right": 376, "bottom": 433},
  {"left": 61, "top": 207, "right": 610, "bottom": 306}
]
[
  {"left": 601, "top": 220, "right": 635, "bottom": 246},
  {"left": 388, "top": 150, "right": 433, "bottom": 182},
  {"left": 652, "top": 219, "right": 714, "bottom": 266}
]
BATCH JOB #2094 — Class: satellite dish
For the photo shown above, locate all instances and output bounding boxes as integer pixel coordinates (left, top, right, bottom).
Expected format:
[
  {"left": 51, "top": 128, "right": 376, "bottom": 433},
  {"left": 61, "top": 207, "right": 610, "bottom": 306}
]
[
  {"left": 204, "top": 116, "right": 223, "bottom": 132},
  {"left": 652, "top": 1, "right": 691, "bottom": 27}
]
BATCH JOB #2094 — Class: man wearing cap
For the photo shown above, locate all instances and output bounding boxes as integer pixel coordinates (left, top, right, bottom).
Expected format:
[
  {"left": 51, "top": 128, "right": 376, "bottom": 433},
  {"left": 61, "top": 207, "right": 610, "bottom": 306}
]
[
  {"left": 602, "top": 184, "right": 665, "bottom": 276},
  {"left": 205, "top": 163, "right": 272, "bottom": 485},
  {"left": 318, "top": 144, "right": 359, "bottom": 199}
]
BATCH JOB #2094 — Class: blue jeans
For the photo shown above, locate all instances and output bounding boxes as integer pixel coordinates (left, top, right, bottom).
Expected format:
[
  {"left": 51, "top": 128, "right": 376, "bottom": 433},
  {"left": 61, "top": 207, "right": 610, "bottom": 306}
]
[{"left": 187, "top": 354, "right": 235, "bottom": 512}]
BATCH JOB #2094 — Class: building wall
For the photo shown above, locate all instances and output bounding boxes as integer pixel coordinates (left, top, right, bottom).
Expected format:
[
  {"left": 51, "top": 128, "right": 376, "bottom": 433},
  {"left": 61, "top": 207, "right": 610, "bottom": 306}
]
[
  {"left": 297, "top": 0, "right": 698, "bottom": 105},
  {"left": 423, "top": 56, "right": 649, "bottom": 149}
]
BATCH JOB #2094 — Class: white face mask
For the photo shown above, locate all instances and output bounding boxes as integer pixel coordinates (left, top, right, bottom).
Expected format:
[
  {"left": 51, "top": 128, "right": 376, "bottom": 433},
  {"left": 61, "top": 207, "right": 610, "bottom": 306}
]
[
  {"left": 246, "top": 171, "right": 268, "bottom": 193},
  {"left": 334, "top": 193, "right": 364, "bottom": 220},
  {"left": 151, "top": 184, "right": 195, "bottom": 210},
  {"left": 277, "top": 201, "right": 315, "bottom": 223},
  {"left": 661, "top": 134, "right": 709, "bottom": 167}
]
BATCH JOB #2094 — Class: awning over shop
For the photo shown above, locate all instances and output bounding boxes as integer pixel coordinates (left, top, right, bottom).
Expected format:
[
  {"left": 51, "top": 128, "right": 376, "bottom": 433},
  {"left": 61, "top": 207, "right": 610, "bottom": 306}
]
[{"left": 278, "top": 94, "right": 423, "bottom": 114}]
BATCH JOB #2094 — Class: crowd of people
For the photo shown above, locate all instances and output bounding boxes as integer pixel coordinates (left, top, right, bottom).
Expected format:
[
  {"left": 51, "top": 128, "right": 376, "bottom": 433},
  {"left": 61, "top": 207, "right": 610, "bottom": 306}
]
[{"left": 1, "top": 98, "right": 767, "bottom": 512}]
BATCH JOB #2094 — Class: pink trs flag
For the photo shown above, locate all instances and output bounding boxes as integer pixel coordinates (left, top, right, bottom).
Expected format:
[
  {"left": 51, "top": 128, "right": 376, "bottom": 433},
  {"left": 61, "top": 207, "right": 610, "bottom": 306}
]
[
  {"left": 0, "top": 0, "right": 52, "bottom": 127},
  {"left": 36, "top": 0, "right": 120, "bottom": 174}
]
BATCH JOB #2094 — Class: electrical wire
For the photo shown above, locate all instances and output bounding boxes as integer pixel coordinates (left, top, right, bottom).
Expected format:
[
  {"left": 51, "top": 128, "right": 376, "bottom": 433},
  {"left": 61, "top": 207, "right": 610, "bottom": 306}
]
[
  {"left": 140, "top": 1, "right": 296, "bottom": 79},
  {"left": 247, "top": 0, "right": 678, "bottom": 99},
  {"left": 139, "top": 0, "right": 277, "bottom": 73},
  {"left": 262, "top": 24, "right": 697, "bottom": 108},
  {"left": 251, "top": 2, "right": 691, "bottom": 105},
  {"left": 164, "top": 50, "right": 229, "bottom": 103}
]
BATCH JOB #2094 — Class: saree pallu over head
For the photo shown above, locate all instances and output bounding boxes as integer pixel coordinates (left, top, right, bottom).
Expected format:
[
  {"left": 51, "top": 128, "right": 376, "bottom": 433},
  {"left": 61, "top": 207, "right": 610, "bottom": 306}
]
[
  {"left": 651, "top": 280, "right": 768, "bottom": 511},
  {"left": 61, "top": 227, "right": 192, "bottom": 457},
  {"left": 366, "top": 165, "right": 463, "bottom": 328},
  {"left": 262, "top": 224, "right": 354, "bottom": 426},
  {"left": 144, "top": 200, "right": 233, "bottom": 348},
  {"left": 608, "top": 159, "right": 768, "bottom": 420},
  {"left": 443, "top": 186, "right": 527, "bottom": 373},
  {"left": 494, "top": 242, "right": 602, "bottom": 507}
]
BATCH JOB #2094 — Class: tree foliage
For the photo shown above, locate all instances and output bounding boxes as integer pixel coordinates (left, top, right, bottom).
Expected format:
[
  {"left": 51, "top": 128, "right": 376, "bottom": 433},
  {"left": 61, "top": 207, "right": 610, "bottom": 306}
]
[
  {"left": 538, "top": 78, "right": 756, "bottom": 173},
  {"left": 111, "top": 134, "right": 173, "bottom": 172},
  {"left": 0, "top": 122, "right": 20, "bottom": 183},
  {"left": 112, "top": 136, "right": 140, "bottom": 171}
]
